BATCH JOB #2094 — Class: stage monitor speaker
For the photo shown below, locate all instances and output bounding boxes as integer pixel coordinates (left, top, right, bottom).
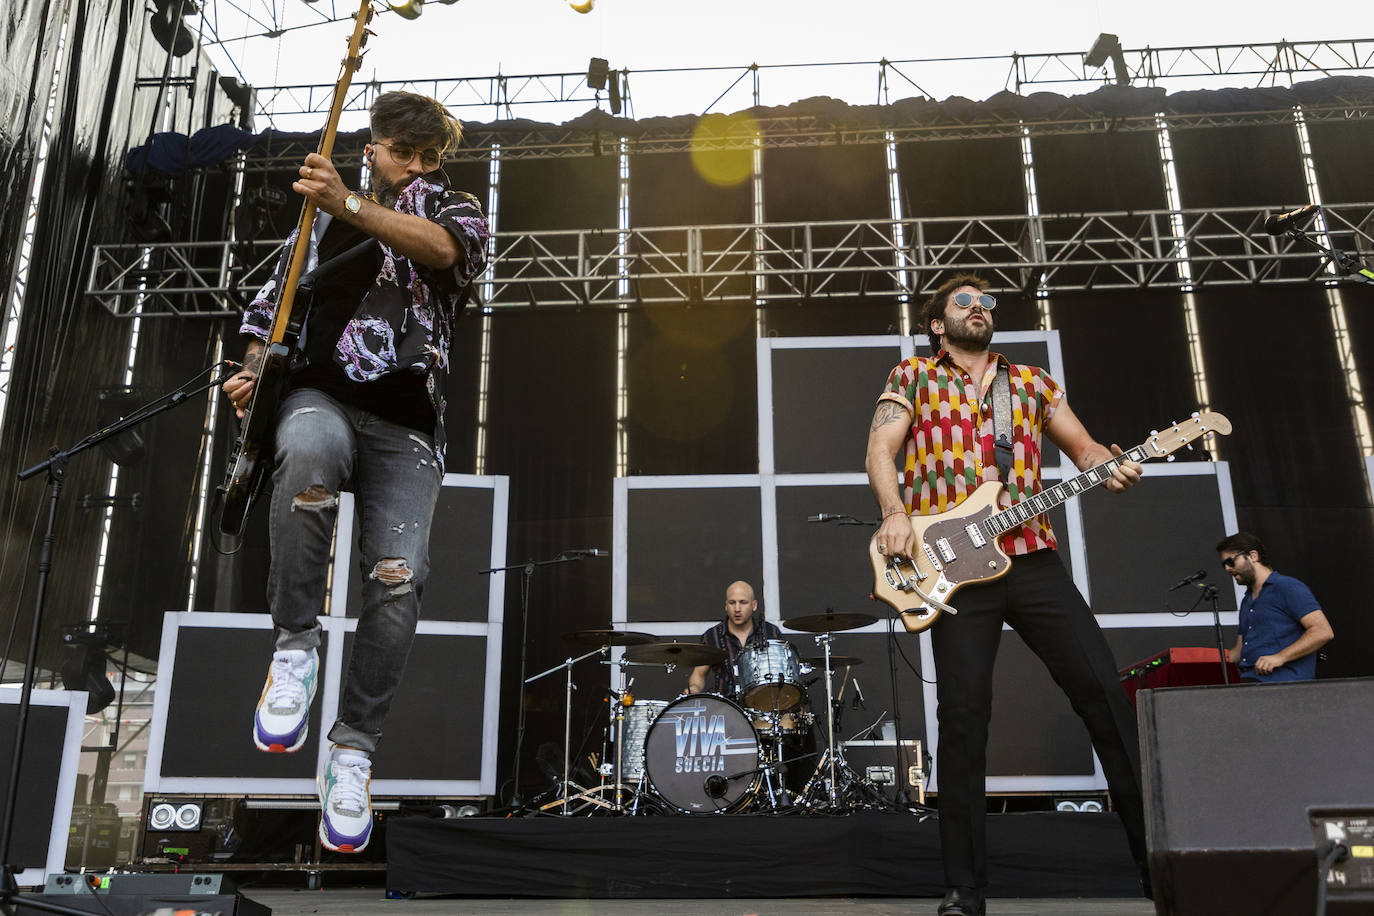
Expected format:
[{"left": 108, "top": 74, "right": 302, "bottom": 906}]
[
  {"left": 1139, "top": 678, "right": 1374, "bottom": 916},
  {"left": 28, "top": 873, "right": 270, "bottom": 915}
]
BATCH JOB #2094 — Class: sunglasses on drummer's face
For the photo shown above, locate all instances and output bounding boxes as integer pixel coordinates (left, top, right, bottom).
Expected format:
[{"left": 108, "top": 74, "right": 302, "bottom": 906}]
[{"left": 952, "top": 291, "right": 997, "bottom": 310}]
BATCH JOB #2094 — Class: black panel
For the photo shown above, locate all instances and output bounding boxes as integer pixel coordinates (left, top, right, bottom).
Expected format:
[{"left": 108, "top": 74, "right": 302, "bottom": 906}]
[
  {"left": 771, "top": 344, "right": 904, "bottom": 474},
  {"left": 1080, "top": 474, "right": 1235, "bottom": 614},
  {"left": 1032, "top": 131, "right": 1167, "bottom": 212},
  {"left": 351, "top": 631, "right": 486, "bottom": 780},
  {"left": 1169, "top": 122, "right": 1308, "bottom": 209},
  {"left": 980, "top": 629, "right": 1098, "bottom": 777},
  {"left": 437, "top": 156, "right": 490, "bottom": 210},
  {"left": 625, "top": 305, "right": 758, "bottom": 476},
  {"left": 776, "top": 484, "right": 884, "bottom": 614},
  {"left": 0, "top": 702, "right": 68, "bottom": 867},
  {"left": 1305, "top": 118, "right": 1374, "bottom": 204},
  {"left": 625, "top": 487, "right": 762, "bottom": 622},
  {"left": 896, "top": 137, "right": 1025, "bottom": 217},
  {"left": 761, "top": 297, "right": 905, "bottom": 338},
  {"left": 162, "top": 625, "right": 324, "bottom": 779},
  {"left": 343, "top": 484, "right": 496, "bottom": 622},
  {"left": 804, "top": 630, "right": 928, "bottom": 749}
]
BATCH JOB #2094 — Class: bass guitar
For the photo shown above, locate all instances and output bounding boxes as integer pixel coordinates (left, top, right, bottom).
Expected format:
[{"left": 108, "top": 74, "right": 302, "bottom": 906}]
[
  {"left": 870, "top": 410, "right": 1232, "bottom": 633},
  {"left": 218, "top": 0, "right": 375, "bottom": 537}
]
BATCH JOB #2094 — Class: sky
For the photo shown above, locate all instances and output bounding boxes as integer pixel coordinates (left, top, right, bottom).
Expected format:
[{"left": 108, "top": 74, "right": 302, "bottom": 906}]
[{"left": 197, "top": 0, "right": 1372, "bottom": 129}]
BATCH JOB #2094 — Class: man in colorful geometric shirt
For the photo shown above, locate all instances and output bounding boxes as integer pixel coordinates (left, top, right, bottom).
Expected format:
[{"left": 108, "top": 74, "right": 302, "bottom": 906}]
[
  {"left": 864, "top": 273, "right": 1148, "bottom": 915},
  {"left": 1216, "top": 531, "right": 1333, "bottom": 683},
  {"left": 222, "top": 91, "right": 489, "bottom": 853}
]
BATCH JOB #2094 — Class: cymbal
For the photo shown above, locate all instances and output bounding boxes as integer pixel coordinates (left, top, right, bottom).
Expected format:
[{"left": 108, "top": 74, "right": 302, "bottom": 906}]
[
  {"left": 623, "top": 641, "right": 726, "bottom": 667},
  {"left": 562, "top": 628, "right": 655, "bottom": 647},
  {"left": 782, "top": 611, "right": 878, "bottom": 633},
  {"left": 800, "top": 655, "right": 864, "bottom": 668}
]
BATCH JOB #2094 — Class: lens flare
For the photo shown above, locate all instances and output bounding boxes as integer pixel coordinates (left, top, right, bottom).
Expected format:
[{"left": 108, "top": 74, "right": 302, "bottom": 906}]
[{"left": 690, "top": 113, "right": 759, "bottom": 187}]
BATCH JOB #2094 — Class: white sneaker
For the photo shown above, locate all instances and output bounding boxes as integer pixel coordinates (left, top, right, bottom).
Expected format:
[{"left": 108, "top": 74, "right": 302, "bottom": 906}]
[
  {"left": 318, "top": 751, "right": 373, "bottom": 853},
  {"left": 252, "top": 649, "right": 318, "bottom": 753}
]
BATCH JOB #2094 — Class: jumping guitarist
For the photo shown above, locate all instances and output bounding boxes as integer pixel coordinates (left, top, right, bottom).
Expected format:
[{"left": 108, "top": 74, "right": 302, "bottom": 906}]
[
  {"left": 221, "top": 91, "right": 488, "bottom": 853},
  {"left": 863, "top": 273, "right": 1149, "bottom": 916}
]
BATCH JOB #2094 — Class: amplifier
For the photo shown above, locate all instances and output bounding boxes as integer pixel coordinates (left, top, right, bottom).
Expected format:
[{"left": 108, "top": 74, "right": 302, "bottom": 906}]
[{"left": 840, "top": 739, "right": 925, "bottom": 804}]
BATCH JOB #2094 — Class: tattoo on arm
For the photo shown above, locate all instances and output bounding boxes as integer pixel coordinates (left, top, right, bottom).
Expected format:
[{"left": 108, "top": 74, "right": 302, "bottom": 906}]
[
  {"left": 242, "top": 340, "right": 265, "bottom": 375},
  {"left": 870, "top": 400, "right": 908, "bottom": 431}
]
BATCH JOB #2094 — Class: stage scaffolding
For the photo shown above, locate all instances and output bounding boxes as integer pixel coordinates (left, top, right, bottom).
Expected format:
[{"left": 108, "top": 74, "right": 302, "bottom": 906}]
[{"left": 87, "top": 202, "right": 1374, "bottom": 318}]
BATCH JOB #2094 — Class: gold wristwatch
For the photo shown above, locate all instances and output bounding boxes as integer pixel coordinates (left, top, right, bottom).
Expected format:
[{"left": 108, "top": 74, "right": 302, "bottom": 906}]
[{"left": 344, "top": 193, "right": 362, "bottom": 216}]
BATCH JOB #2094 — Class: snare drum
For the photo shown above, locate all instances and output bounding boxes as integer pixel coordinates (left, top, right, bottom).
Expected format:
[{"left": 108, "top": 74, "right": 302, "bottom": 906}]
[
  {"left": 750, "top": 702, "right": 814, "bottom": 738},
  {"left": 617, "top": 700, "right": 668, "bottom": 780},
  {"left": 643, "top": 693, "right": 760, "bottom": 813},
  {"left": 738, "top": 639, "right": 803, "bottom": 709}
]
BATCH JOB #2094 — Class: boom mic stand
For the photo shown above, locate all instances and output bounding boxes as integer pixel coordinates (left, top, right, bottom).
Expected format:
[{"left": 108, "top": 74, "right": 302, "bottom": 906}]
[
  {"left": 1281, "top": 221, "right": 1374, "bottom": 286},
  {"left": 1191, "top": 582, "right": 1231, "bottom": 685},
  {"left": 3, "top": 361, "right": 238, "bottom": 916},
  {"left": 479, "top": 549, "right": 607, "bottom": 811}
]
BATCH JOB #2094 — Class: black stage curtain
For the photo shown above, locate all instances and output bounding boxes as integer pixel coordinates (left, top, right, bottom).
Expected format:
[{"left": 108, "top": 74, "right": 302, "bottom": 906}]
[
  {"left": 1306, "top": 118, "right": 1374, "bottom": 204},
  {"left": 0, "top": 0, "right": 64, "bottom": 315},
  {"left": 896, "top": 136, "right": 1025, "bottom": 218},
  {"left": 481, "top": 308, "right": 617, "bottom": 798},
  {"left": 0, "top": 0, "right": 199, "bottom": 669},
  {"left": 1193, "top": 285, "right": 1373, "bottom": 679},
  {"left": 1169, "top": 121, "right": 1307, "bottom": 210}
]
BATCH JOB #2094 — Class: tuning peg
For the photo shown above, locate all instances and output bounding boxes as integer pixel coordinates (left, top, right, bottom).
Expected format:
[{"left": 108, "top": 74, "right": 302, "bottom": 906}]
[
  {"left": 1191, "top": 411, "right": 1200, "bottom": 418},
  {"left": 1185, "top": 443, "right": 1194, "bottom": 451},
  {"left": 1166, "top": 455, "right": 1176, "bottom": 462},
  {"left": 1150, "top": 429, "right": 1159, "bottom": 437}
]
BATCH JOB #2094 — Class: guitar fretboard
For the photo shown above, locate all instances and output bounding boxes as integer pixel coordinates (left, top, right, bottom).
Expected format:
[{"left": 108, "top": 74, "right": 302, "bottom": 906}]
[{"left": 983, "top": 445, "right": 1151, "bottom": 538}]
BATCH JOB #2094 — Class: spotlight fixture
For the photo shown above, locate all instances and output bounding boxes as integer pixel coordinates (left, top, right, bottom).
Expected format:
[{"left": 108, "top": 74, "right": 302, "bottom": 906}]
[
  {"left": 387, "top": 0, "right": 423, "bottom": 19},
  {"left": 59, "top": 626, "right": 116, "bottom": 714},
  {"left": 1084, "top": 32, "right": 1129, "bottom": 86},
  {"left": 175, "top": 802, "right": 203, "bottom": 830},
  {"left": 149, "top": 0, "right": 199, "bottom": 57}
]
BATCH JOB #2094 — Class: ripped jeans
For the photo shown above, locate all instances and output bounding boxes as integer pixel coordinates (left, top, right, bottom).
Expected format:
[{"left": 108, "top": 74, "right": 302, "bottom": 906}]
[{"left": 267, "top": 387, "right": 442, "bottom": 753}]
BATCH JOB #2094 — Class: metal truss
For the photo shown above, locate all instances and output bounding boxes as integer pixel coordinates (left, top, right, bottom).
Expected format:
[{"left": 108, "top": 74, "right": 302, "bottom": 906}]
[
  {"left": 1011, "top": 39, "right": 1374, "bottom": 92},
  {"left": 86, "top": 203, "right": 1374, "bottom": 318},
  {"left": 238, "top": 38, "right": 1374, "bottom": 125},
  {"left": 235, "top": 102, "right": 1374, "bottom": 168}
]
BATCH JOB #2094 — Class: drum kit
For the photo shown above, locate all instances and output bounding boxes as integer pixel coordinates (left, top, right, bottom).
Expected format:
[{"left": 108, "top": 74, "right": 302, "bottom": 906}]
[{"left": 543, "top": 611, "right": 901, "bottom": 816}]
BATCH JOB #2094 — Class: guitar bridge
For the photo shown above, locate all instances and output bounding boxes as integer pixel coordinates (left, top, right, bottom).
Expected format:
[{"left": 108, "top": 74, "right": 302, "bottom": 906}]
[{"left": 885, "top": 556, "right": 926, "bottom": 592}]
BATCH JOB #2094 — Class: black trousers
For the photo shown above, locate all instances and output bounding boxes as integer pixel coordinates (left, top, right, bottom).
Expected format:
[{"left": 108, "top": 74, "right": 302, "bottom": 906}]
[{"left": 929, "top": 549, "right": 1147, "bottom": 890}]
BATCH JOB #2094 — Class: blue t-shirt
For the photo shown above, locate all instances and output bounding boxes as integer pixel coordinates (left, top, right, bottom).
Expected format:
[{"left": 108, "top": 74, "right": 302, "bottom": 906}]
[{"left": 1237, "top": 571, "right": 1322, "bottom": 682}]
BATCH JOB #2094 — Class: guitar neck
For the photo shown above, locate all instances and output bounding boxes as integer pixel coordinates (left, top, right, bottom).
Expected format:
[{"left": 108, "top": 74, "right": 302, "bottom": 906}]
[{"left": 983, "top": 444, "right": 1151, "bottom": 538}]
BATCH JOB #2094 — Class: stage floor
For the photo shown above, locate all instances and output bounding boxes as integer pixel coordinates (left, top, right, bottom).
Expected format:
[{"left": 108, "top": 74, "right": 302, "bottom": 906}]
[{"left": 240, "top": 889, "right": 1156, "bottom": 915}]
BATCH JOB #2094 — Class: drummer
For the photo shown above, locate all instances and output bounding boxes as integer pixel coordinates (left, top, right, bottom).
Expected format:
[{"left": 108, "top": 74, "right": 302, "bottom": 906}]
[{"left": 686, "top": 580, "right": 782, "bottom": 698}]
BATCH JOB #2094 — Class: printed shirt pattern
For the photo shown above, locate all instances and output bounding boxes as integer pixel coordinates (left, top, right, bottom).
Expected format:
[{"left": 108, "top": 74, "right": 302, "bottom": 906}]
[
  {"left": 240, "top": 174, "right": 490, "bottom": 472},
  {"left": 699, "top": 620, "right": 783, "bottom": 698},
  {"left": 878, "top": 350, "right": 1063, "bottom": 556}
]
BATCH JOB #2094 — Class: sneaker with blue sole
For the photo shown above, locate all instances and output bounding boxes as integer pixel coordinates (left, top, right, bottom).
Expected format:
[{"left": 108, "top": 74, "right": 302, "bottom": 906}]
[
  {"left": 319, "top": 751, "right": 373, "bottom": 853},
  {"left": 253, "top": 648, "right": 318, "bottom": 753}
]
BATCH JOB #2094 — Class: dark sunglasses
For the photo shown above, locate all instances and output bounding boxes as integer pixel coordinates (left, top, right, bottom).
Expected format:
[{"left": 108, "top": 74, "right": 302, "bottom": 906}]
[
  {"left": 953, "top": 291, "right": 997, "bottom": 310},
  {"left": 1221, "top": 552, "right": 1250, "bottom": 569}
]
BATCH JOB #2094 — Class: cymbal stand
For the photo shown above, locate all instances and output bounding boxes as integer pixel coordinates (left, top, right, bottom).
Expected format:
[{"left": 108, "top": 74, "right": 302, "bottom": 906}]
[{"left": 526, "top": 645, "right": 606, "bottom": 815}]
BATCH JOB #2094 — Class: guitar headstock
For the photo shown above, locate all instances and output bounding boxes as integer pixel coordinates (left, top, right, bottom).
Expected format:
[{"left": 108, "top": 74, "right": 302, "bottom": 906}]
[{"left": 1142, "top": 410, "right": 1233, "bottom": 460}]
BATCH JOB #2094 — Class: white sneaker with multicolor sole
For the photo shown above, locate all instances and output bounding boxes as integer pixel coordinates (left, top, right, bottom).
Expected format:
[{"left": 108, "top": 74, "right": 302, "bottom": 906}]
[
  {"left": 318, "top": 751, "right": 373, "bottom": 853},
  {"left": 252, "top": 648, "right": 318, "bottom": 753}
]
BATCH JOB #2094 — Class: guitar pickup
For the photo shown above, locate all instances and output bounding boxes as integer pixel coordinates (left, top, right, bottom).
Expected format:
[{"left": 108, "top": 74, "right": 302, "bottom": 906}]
[
  {"left": 922, "top": 543, "right": 944, "bottom": 572},
  {"left": 935, "top": 537, "right": 956, "bottom": 562},
  {"left": 965, "top": 523, "right": 986, "bottom": 548}
]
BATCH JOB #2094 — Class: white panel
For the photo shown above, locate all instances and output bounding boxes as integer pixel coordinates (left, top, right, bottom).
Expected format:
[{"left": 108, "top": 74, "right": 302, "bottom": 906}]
[{"left": 0, "top": 688, "right": 86, "bottom": 886}]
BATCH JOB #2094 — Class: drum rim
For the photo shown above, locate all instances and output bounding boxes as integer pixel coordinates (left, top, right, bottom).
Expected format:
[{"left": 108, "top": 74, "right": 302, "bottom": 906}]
[{"left": 642, "top": 691, "right": 760, "bottom": 815}]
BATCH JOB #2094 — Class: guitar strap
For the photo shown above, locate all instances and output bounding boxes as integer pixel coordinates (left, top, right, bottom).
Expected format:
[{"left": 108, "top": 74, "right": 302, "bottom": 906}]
[{"left": 989, "top": 364, "right": 1015, "bottom": 482}]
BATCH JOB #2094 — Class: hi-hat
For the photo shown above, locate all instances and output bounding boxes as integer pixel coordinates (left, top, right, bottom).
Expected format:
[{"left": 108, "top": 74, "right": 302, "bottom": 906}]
[
  {"left": 562, "top": 628, "right": 655, "bottom": 647},
  {"left": 800, "top": 655, "right": 864, "bottom": 668},
  {"left": 783, "top": 611, "right": 878, "bottom": 633},
  {"left": 622, "top": 642, "right": 726, "bottom": 667}
]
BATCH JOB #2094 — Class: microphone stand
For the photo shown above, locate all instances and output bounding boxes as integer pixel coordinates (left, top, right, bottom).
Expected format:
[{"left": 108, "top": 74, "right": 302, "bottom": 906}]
[
  {"left": 478, "top": 550, "right": 605, "bottom": 811},
  {"left": 1284, "top": 224, "right": 1374, "bottom": 286},
  {"left": 1190, "top": 583, "right": 1230, "bottom": 685},
  {"left": 4, "top": 362, "right": 237, "bottom": 916}
]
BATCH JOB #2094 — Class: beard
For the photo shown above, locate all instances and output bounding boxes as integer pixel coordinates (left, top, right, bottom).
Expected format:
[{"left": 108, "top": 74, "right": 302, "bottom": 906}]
[
  {"left": 375, "top": 180, "right": 406, "bottom": 209},
  {"left": 942, "top": 312, "right": 994, "bottom": 349}
]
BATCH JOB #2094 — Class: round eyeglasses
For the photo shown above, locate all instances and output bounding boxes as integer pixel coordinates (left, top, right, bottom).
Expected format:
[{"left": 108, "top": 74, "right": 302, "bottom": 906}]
[
  {"left": 375, "top": 141, "right": 443, "bottom": 171},
  {"left": 953, "top": 291, "right": 997, "bottom": 310}
]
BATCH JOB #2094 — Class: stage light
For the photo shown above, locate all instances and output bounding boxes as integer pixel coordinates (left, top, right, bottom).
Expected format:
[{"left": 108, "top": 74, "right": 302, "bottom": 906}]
[
  {"left": 587, "top": 57, "right": 609, "bottom": 91},
  {"left": 608, "top": 71, "right": 622, "bottom": 116},
  {"left": 149, "top": 0, "right": 199, "bottom": 57},
  {"left": 149, "top": 803, "right": 178, "bottom": 831},
  {"left": 175, "top": 802, "right": 203, "bottom": 830},
  {"left": 60, "top": 628, "right": 116, "bottom": 715},
  {"left": 1084, "top": 32, "right": 1129, "bottom": 86},
  {"left": 388, "top": 0, "right": 423, "bottom": 19},
  {"left": 569, "top": 0, "right": 595, "bottom": 12}
]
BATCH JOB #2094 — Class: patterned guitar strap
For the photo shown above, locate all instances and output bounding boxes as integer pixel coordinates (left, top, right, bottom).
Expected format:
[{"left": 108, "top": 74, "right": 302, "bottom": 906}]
[{"left": 990, "top": 365, "right": 1015, "bottom": 483}]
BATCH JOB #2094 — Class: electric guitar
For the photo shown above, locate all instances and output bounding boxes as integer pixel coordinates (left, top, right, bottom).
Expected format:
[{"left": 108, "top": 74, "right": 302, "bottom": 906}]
[
  {"left": 217, "top": 0, "right": 375, "bottom": 537},
  {"left": 870, "top": 410, "right": 1233, "bottom": 633}
]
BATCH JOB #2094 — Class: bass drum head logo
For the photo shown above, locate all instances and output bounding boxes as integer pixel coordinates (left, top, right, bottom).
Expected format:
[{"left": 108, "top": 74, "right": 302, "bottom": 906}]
[{"left": 643, "top": 693, "right": 760, "bottom": 813}]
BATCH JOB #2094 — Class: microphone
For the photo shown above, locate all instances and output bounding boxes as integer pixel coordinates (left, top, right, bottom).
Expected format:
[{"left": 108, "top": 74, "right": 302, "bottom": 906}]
[
  {"left": 703, "top": 775, "right": 728, "bottom": 799},
  {"left": 808, "top": 514, "right": 841, "bottom": 523},
  {"left": 1168, "top": 569, "right": 1208, "bottom": 591},
  {"left": 851, "top": 677, "right": 866, "bottom": 710},
  {"left": 567, "top": 549, "right": 609, "bottom": 557},
  {"left": 1264, "top": 204, "right": 1320, "bottom": 235}
]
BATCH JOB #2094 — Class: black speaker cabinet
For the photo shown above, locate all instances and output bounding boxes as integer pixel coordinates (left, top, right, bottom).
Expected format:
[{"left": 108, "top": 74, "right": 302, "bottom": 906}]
[{"left": 1139, "top": 678, "right": 1374, "bottom": 916}]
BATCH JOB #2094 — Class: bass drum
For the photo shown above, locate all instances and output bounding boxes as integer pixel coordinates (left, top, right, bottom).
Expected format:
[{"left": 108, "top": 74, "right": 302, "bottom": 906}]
[{"left": 643, "top": 693, "right": 760, "bottom": 814}]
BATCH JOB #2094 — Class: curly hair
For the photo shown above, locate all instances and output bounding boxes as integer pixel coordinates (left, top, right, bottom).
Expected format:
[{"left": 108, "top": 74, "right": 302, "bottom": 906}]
[
  {"left": 920, "top": 272, "right": 990, "bottom": 352},
  {"left": 369, "top": 91, "right": 463, "bottom": 154}
]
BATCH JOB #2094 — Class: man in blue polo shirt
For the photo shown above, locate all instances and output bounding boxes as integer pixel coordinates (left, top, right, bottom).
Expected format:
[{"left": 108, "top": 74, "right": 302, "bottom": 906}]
[{"left": 1216, "top": 532, "right": 1334, "bottom": 683}]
